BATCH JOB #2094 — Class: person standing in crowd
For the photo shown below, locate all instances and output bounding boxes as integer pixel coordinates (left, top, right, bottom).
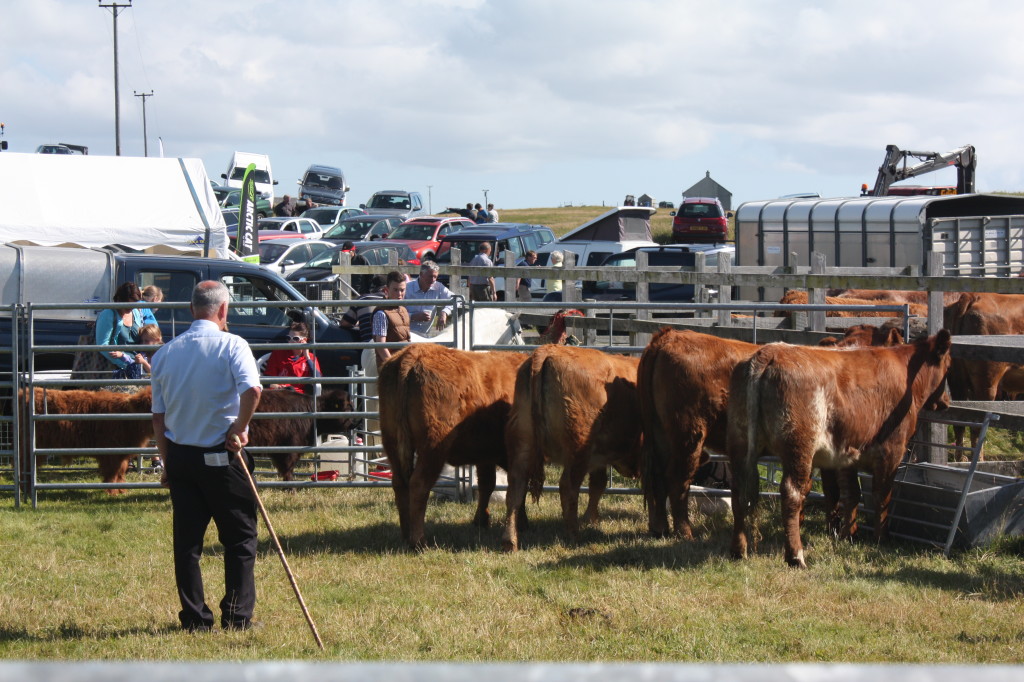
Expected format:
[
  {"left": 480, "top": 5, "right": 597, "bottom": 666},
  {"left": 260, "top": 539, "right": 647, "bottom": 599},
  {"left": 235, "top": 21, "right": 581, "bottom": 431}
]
[
  {"left": 487, "top": 203, "right": 499, "bottom": 223},
  {"left": 264, "top": 321, "right": 322, "bottom": 394},
  {"left": 474, "top": 203, "right": 489, "bottom": 224},
  {"left": 464, "top": 202, "right": 478, "bottom": 221},
  {"left": 515, "top": 250, "right": 538, "bottom": 303},
  {"left": 274, "top": 195, "right": 296, "bottom": 217},
  {"left": 96, "top": 282, "right": 158, "bottom": 378},
  {"left": 341, "top": 275, "right": 387, "bottom": 342},
  {"left": 546, "top": 250, "right": 565, "bottom": 297},
  {"left": 151, "top": 280, "right": 262, "bottom": 633},
  {"left": 468, "top": 242, "right": 497, "bottom": 302},
  {"left": 404, "top": 261, "right": 453, "bottom": 336},
  {"left": 142, "top": 285, "right": 164, "bottom": 304},
  {"left": 370, "top": 271, "right": 409, "bottom": 366}
]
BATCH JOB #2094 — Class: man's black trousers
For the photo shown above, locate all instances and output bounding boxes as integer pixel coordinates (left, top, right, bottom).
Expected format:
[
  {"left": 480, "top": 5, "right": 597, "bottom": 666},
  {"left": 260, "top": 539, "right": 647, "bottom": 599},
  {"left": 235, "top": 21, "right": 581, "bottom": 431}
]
[{"left": 167, "top": 441, "right": 258, "bottom": 631}]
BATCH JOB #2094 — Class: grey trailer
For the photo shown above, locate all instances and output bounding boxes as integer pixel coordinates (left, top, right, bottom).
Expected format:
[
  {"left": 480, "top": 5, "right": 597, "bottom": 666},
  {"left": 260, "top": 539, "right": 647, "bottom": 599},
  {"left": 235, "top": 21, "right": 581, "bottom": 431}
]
[{"left": 735, "top": 193, "right": 1024, "bottom": 301}]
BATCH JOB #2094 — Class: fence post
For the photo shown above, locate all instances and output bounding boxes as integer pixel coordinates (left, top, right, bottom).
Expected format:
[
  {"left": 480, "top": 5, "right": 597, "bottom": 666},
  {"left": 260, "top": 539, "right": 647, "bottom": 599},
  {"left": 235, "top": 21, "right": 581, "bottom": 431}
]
[
  {"left": 925, "top": 252, "right": 946, "bottom": 464},
  {"left": 809, "top": 251, "right": 826, "bottom": 332},
  {"left": 717, "top": 252, "right": 732, "bottom": 327},
  {"left": 693, "top": 252, "right": 707, "bottom": 317},
  {"left": 337, "top": 251, "right": 352, "bottom": 305},
  {"left": 562, "top": 251, "right": 578, "bottom": 304},
  {"left": 503, "top": 250, "right": 516, "bottom": 302},
  {"left": 450, "top": 248, "right": 468, "bottom": 301},
  {"left": 634, "top": 250, "right": 650, "bottom": 348},
  {"left": 583, "top": 304, "right": 597, "bottom": 347}
]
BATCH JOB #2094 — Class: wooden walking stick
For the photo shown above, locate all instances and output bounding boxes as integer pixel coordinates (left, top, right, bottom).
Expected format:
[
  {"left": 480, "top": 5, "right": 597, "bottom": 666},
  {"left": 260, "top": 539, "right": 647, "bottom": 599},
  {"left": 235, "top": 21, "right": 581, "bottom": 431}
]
[{"left": 232, "top": 436, "right": 325, "bottom": 650}]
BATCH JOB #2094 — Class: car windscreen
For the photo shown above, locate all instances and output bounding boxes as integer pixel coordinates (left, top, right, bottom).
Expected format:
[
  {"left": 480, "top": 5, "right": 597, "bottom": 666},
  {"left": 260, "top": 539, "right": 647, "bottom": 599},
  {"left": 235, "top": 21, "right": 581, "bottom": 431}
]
[
  {"left": 368, "top": 194, "right": 410, "bottom": 210},
  {"left": 258, "top": 243, "right": 289, "bottom": 263},
  {"left": 438, "top": 240, "right": 494, "bottom": 263},
  {"left": 679, "top": 203, "right": 722, "bottom": 218},
  {"left": 305, "top": 249, "right": 344, "bottom": 269},
  {"left": 325, "top": 221, "right": 377, "bottom": 239},
  {"left": 230, "top": 167, "right": 272, "bottom": 184},
  {"left": 389, "top": 224, "right": 435, "bottom": 241},
  {"left": 303, "top": 208, "right": 339, "bottom": 225}
]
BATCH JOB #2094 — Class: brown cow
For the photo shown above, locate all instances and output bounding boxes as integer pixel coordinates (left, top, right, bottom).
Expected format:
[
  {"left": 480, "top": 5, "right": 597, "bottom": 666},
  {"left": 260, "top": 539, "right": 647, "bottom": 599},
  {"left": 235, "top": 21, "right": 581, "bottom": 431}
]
[
  {"left": 638, "top": 329, "right": 760, "bottom": 540},
  {"left": 248, "top": 388, "right": 357, "bottom": 481},
  {"left": 727, "top": 331, "right": 952, "bottom": 568},
  {"left": 778, "top": 290, "right": 928, "bottom": 318},
  {"left": 502, "top": 346, "right": 641, "bottom": 551},
  {"left": 378, "top": 344, "right": 528, "bottom": 549},
  {"left": 819, "top": 324, "right": 904, "bottom": 348},
  {"left": 944, "top": 292, "right": 1024, "bottom": 457},
  {"left": 23, "top": 387, "right": 154, "bottom": 492},
  {"left": 830, "top": 289, "right": 964, "bottom": 306}
]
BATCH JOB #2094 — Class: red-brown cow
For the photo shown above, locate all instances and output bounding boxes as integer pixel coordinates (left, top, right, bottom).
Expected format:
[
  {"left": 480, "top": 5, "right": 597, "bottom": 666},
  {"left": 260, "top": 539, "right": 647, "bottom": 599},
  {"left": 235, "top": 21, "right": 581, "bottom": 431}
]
[
  {"left": 819, "top": 324, "right": 904, "bottom": 348},
  {"left": 378, "top": 343, "right": 528, "bottom": 549},
  {"left": 22, "top": 387, "right": 154, "bottom": 492},
  {"left": 248, "top": 388, "right": 357, "bottom": 481},
  {"left": 727, "top": 331, "right": 952, "bottom": 568},
  {"left": 829, "top": 289, "right": 964, "bottom": 306},
  {"left": 944, "top": 292, "right": 1024, "bottom": 456},
  {"left": 502, "top": 346, "right": 641, "bottom": 551},
  {"left": 638, "top": 329, "right": 760, "bottom": 540},
  {"left": 779, "top": 290, "right": 928, "bottom": 318}
]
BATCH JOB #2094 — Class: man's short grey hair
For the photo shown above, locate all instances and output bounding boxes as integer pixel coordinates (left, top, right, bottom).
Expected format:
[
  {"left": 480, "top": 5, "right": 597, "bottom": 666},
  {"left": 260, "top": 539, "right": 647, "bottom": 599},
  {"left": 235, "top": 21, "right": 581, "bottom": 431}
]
[
  {"left": 192, "top": 280, "right": 229, "bottom": 314},
  {"left": 420, "top": 261, "right": 440, "bottom": 274}
]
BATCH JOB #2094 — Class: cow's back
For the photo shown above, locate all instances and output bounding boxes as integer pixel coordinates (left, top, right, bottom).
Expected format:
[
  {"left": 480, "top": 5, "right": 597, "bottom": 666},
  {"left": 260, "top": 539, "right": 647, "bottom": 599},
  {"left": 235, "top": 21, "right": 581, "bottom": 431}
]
[{"left": 638, "top": 329, "right": 757, "bottom": 456}]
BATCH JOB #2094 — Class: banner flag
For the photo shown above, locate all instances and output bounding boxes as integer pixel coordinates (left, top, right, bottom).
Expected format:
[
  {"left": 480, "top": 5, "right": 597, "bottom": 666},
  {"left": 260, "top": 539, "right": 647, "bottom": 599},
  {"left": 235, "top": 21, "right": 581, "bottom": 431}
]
[{"left": 236, "top": 163, "right": 259, "bottom": 263}]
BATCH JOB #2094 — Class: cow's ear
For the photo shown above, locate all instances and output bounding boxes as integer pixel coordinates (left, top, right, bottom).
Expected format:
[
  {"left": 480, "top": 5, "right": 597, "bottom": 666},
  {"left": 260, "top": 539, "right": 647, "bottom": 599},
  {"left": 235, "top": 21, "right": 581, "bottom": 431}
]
[
  {"left": 933, "top": 329, "right": 953, "bottom": 357},
  {"left": 819, "top": 336, "right": 838, "bottom": 347},
  {"left": 887, "top": 327, "right": 903, "bottom": 345}
]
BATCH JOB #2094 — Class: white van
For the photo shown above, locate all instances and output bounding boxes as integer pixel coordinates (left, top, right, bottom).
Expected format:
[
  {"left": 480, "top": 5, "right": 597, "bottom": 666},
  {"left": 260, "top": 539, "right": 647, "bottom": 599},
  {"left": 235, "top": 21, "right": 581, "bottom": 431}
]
[{"left": 221, "top": 151, "right": 277, "bottom": 204}]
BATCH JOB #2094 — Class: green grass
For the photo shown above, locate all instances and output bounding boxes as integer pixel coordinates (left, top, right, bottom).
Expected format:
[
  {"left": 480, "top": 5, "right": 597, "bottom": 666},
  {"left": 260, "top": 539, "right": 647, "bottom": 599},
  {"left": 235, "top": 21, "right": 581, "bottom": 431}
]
[
  {"left": 501, "top": 205, "right": 734, "bottom": 244},
  {"left": 2, "top": 478, "right": 1024, "bottom": 662}
]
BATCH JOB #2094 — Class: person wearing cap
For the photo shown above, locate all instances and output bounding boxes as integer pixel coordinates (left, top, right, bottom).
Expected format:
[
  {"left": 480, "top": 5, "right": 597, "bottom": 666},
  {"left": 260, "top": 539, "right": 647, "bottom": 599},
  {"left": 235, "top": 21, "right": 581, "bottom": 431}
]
[{"left": 263, "top": 321, "right": 322, "bottom": 394}]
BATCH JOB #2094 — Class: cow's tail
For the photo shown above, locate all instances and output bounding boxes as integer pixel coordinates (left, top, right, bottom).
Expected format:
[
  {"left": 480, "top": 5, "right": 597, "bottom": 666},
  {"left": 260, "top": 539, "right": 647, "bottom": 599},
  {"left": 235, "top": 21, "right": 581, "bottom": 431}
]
[
  {"left": 734, "top": 351, "right": 769, "bottom": 527},
  {"left": 525, "top": 350, "right": 552, "bottom": 502},
  {"left": 378, "top": 352, "right": 416, "bottom": 487},
  {"left": 637, "top": 330, "right": 670, "bottom": 518}
]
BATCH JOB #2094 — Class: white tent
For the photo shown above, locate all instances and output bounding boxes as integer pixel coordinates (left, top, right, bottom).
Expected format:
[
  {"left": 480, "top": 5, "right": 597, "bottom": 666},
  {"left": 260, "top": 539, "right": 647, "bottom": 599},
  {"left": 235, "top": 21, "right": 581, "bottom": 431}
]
[{"left": 0, "top": 153, "right": 229, "bottom": 256}]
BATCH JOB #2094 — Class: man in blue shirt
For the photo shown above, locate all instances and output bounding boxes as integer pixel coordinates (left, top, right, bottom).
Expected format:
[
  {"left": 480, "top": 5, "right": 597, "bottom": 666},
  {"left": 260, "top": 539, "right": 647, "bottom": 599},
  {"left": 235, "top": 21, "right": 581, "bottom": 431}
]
[
  {"left": 151, "top": 280, "right": 263, "bottom": 632},
  {"left": 404, "top": 261, "right": 454, "bottom": 335}
]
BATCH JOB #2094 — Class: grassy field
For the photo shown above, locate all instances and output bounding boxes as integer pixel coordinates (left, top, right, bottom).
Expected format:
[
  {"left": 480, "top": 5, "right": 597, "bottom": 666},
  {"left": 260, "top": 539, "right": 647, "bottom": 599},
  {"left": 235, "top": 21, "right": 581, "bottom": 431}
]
[
  {"left": 501, "top": 205, "right": 678, "bottom": 243},
  {"left": 2, "top": 479, "right": 1024, "bottom": 662}
]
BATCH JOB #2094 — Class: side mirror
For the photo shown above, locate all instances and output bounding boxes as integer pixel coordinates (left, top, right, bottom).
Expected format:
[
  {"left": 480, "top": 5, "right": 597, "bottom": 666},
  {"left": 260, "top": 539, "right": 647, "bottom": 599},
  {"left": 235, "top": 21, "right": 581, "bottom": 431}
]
[
  {"left": 221, "top": 173, "right": 227, "bottom": 179},
  {"left": 359, "top": 204, "right": 366, "bottom": 209},
  {"left": 345, "top": 186, "right": 351, "bottom": 192},
  {"left": 273, "top": 180, "right": 279, "bottom": 185},
  {"left": 669, "top": 211, "right": 676, "bottom": 217}
]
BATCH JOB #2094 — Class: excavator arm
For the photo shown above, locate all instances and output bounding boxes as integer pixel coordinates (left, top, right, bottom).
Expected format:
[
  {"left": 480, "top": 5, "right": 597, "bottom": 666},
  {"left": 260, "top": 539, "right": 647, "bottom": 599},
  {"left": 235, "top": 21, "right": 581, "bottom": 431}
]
[{"left": 870, "top": 144, "right": 976, "bottom": 196}]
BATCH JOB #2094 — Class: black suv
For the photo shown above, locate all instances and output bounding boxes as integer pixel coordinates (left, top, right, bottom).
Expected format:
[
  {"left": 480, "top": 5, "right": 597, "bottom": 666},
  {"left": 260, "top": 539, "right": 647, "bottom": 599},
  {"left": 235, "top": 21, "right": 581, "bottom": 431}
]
[{"left": 434, "top": 223, "right": 555, "bottom": 298}]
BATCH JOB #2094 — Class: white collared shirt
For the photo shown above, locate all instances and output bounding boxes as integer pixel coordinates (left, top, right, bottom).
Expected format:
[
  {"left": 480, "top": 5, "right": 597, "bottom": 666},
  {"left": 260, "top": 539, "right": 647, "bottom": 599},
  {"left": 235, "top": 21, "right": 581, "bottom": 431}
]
[
  {"left": 151, "top": 319, "right": 261, "bottom": 448},
  {"left": 405, "top": 279, "right": 455, "bottom": 335}
]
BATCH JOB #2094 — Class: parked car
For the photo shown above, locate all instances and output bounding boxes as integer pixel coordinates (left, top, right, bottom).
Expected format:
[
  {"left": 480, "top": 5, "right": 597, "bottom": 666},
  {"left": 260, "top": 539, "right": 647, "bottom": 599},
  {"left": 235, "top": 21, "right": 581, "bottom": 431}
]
[
  {"left": 287, "top": 240, "right": 419, "bottom": 294},
  {"left": 435, "top": 223, "right": 556, "bottom": 299},
  {"left": 581, "top": 244, "right": 735, "bottom": 302},
  {"left": 36, "top": 144, "right": 73, "bottom": 154},
  {"left": 322, "top": 214, "right": 403, "bottom": 243},
  {"left": 257, "top": 217, "right": 324, "bottom": 239},
  {"left": 213, "top": 184, "right": 272, "bottom": 218},
  {"left": 297, "top": 164, "right": 349, "bottom": 206},
  {"left": 360, "top": 190, "right": 426, "bottom": 220},
  {"left": 671, "top": 197, "right": 728, "bottom": 243},
  {"left": 258, "top": 238, "right": 335, "bottom": 276},
  {"left": 387, "top": 216, "right": 476, "bottom": 261},
  {"left": 301, "top": 205, "right": 367, "bottom": 230}
]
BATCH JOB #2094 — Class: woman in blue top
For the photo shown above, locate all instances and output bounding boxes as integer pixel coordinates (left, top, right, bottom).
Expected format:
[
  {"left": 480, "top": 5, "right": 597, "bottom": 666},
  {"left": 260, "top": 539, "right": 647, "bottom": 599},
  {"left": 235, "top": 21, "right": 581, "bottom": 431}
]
[{"left": 95, "top": 282, "right": 158, "bottom": 373}]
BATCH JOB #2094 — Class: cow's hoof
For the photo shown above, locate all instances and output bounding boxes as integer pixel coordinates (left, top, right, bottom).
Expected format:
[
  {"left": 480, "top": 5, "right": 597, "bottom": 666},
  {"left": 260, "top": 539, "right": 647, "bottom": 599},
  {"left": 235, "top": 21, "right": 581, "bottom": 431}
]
[
  {"left": 472, "top": 512, "right": 491, "bottom": 529},
  {"left": 786, "top": 551, "right": 808, "bottom": 569},
  {"left": 501, "top": 539, "right": 518, "bottom": 552}
]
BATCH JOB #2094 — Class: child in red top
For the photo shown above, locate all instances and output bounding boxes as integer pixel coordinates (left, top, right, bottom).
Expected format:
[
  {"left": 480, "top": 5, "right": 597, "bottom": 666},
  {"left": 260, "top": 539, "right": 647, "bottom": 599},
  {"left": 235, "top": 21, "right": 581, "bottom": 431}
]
[{"left": 265, "top": 321, "right": 322, "bottom": 394}]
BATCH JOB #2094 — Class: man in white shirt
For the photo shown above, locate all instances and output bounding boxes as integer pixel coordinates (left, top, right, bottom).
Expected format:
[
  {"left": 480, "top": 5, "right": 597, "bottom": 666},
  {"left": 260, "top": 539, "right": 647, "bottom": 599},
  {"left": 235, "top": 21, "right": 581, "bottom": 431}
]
[
  {"left": 151, "top": 280, "right": 262, "bottom": 633},
  {"left": 404, "top": 261, "right": 454, "bottom": 335}
]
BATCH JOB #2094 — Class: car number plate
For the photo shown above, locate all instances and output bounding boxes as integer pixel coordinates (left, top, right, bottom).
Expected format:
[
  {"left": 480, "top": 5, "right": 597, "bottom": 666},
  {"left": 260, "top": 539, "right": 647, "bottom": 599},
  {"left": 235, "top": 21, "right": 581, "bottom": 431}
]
[{"left": 689, "top": 225, "right": 708, "bottom": 231}]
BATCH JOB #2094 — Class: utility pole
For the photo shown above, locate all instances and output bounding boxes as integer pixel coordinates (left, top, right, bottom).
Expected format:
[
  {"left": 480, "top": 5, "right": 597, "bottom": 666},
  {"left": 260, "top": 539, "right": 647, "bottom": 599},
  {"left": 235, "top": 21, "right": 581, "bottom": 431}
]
[
  {"left": 134, "top": 90, "right": 153, "bottom": 156},
  {"left": 482, "top": 189, "right": 489, "bottom": 208},
  {"left": 99, "top": 0, "right": 132, "bottom": 156},
  {"left": 427, "top": 185, "right": 432, "bottom": 214}
]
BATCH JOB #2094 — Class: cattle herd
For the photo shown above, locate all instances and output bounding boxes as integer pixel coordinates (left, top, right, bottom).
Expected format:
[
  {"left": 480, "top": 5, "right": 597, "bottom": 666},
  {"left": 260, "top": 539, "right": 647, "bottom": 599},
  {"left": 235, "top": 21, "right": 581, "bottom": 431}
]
[{"left": 14, "top": 288, "right": 1023, "bottom": 567}]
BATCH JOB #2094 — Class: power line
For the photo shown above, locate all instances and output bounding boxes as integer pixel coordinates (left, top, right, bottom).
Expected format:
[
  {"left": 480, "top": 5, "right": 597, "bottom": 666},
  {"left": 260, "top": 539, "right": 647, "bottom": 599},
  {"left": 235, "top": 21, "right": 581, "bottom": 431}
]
[{"left": 98, "top": 0, "right": 133, "bottom": 156}]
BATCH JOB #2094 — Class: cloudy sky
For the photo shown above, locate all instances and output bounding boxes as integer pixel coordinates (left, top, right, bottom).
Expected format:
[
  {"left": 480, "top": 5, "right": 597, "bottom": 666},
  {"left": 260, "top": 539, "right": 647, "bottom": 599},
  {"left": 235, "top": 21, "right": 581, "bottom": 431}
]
[{"left": 3, "top": 0, "right": 1021, "bottom": 210}]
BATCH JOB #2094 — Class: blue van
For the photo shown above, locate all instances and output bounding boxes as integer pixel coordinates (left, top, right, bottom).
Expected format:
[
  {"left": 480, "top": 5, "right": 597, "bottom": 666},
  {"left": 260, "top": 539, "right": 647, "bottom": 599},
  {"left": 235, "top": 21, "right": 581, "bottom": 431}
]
[{"left": 298, "top": 164, "right": 349, "bottom": 206}]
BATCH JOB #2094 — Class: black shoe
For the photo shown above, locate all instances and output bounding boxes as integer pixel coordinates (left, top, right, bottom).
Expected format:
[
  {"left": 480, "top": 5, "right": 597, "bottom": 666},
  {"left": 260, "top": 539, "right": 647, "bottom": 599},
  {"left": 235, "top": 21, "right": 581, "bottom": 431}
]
[
  {"left": 182, "top": 622, "right": 213, "bottom": 633},
  {"left": 222, "top": 619, "right": 262, "bottom": 631}
]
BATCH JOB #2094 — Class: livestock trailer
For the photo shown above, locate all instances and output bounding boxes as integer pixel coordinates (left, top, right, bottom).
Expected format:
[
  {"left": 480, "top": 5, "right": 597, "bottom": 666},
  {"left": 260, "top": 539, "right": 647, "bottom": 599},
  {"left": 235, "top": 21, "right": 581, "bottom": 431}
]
[{"left": 735, "top": 194, "right": 1024, "bottom": 301}]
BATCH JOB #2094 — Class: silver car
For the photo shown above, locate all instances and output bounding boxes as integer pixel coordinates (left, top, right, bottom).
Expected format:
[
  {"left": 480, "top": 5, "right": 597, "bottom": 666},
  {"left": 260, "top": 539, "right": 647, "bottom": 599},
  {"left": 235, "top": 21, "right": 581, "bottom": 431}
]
[{"left": 258, "top": 238, "right": 334, "bottom": 276}]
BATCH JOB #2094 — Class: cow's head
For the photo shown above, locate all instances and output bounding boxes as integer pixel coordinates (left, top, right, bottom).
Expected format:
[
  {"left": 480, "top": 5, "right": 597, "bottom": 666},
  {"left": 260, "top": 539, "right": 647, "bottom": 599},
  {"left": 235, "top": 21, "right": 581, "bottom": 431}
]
[
  {"left": 318, "top": 388, "right": 359, "bottom": 432},
  {"left": 922, "top": 329, "right": 953, "bottom": 411}
]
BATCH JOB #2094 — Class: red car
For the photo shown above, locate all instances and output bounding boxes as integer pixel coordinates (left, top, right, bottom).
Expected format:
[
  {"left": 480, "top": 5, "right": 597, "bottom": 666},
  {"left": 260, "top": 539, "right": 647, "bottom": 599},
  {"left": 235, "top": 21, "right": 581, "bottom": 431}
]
[
  {"left": 671, "top": 197, "right": 728, "bottom": 243},
  {"left": 387, "top": 216, "right": 476, "bottom": 261}
]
